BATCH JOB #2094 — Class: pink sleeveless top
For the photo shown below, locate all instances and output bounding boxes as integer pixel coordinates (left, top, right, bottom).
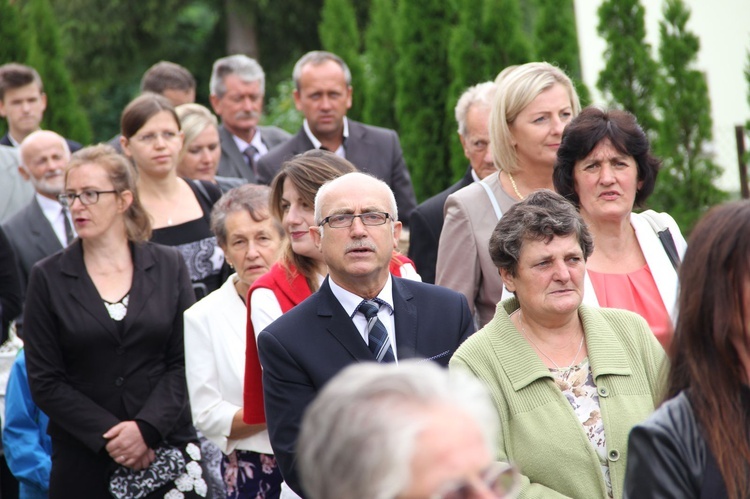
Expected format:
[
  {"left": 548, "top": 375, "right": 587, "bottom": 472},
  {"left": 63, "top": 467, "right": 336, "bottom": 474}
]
[{"left": 588, "top": 265, "right": 672, "bottom": 349}]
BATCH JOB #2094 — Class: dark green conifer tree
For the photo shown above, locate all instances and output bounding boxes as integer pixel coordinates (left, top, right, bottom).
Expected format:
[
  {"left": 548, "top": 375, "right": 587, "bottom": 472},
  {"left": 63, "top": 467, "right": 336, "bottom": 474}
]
[
  {"left": 362, "top": 0, "right": 398, "bottom": 130},
  {"left": 0, "top": 0, "right": 31, "bottom": 138},
  {"left": 650, "top": 0, "right": 726, "bottom": 232},
  {"left": 319, "top": 0, "right": 365, "bottom": 121}
]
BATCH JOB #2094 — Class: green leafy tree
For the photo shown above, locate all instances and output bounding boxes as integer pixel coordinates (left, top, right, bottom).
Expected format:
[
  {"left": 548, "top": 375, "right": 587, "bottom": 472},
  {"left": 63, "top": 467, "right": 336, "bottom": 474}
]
[
  {"left": 533, "top": 0, "right": 590, "bottom": 106},
  {"left": 597, "top": 0, "right": 659, "bottom": 133},
  {"left": 263, "top": 79, "right": 304, "bottom": 134},
  {"left": 0, "top": 0, "right": 31, "bottom": 138},
  {"left": 363, "top": 0, "right": 398, "bottom": 130},
  {"left": 445, "top": 0, "right": 533, "bottom": 181},
  {"left": 319, "top": 0, "right": 365, "bottom": 121},
  {"left": 649, "top": 0, "right": 726, "bottom": 233},
  {"left": 25, "top": 0, "right": 92, "bottom": 144},
  {"left": 395, "top": 0, "right": 453, "bottom": 201}
]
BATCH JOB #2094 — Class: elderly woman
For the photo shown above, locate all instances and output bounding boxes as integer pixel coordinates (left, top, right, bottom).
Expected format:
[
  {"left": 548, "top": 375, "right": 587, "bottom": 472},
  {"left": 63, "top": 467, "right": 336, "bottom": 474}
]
[
  {"left": 553, "top": 107, "right": 687, "bottom": 348},
  {"left": 175, "top": 103, "right": 244, "bottom": 193},
  {"left": 184, "top": 184, "right": 285, "bottom": 498},
  {"left": 624, "top": 201, "right": 750, "bottom": 499},
  {"left": 24, "top": 145, "right": 205, "bottom": 497},
  {"left": 450, "top": 190, "right": 666, "bottom": 499},
  {"left": 437, "top": 62, "right": 581, "bottom": 328}
]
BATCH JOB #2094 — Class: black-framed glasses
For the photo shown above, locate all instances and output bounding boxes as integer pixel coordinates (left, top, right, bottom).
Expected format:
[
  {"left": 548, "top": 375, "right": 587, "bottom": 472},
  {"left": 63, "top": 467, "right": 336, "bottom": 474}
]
[
  {"left": 319, "top": 212, "right": 391, "bottom": 229},
  {"left": 58, "top": 190, "right": 117, "bottom": 207}
]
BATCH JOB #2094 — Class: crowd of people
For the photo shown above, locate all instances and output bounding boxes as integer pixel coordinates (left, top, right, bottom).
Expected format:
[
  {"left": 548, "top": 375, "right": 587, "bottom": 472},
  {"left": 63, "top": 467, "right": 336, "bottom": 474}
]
[{"left": 0, "top": 48, "right": 747, "bottom": 499}]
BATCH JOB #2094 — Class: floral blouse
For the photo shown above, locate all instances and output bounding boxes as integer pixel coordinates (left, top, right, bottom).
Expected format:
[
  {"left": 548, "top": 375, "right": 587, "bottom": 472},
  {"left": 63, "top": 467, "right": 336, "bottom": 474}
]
[{"left": 552, "top": 359, "right": 613, "bottom": 499}]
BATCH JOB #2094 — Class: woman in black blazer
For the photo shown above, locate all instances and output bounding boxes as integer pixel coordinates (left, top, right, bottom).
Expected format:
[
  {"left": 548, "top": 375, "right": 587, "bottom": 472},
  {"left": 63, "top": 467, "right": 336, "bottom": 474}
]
[{"left": 24, "top": 145, "right": 206, "bottom": 498}]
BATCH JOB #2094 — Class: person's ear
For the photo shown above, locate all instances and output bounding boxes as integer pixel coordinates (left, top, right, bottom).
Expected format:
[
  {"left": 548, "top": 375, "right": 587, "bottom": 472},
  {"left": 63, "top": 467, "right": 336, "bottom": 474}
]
[{"left": 499, "top": 267, "right": 516, "bottom": 293}]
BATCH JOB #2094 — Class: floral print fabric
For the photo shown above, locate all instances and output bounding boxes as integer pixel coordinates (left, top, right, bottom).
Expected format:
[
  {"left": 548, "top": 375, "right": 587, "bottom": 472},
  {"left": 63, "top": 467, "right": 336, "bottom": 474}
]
[
  {"left": 552, "top": 359, "right": 613, "bottom": 499},
  {"left": 221, "top": 450, "right": 283, "bottom": 499}
]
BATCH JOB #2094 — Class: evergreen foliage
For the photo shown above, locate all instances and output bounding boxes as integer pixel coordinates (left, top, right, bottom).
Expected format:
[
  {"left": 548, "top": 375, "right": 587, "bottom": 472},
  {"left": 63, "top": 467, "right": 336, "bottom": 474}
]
[
  {"left": 649, "top": 0, "right": 726, "bottom": 233},
  {"left": 0, "top": 0, "right": 31, "bottom": 138},
  {"left": 362, "top": 0, "right": 398, "bottom": 130},
  {"left": 596, "top": 0, "right": 659, "bottom": 133},
  {"left": 446, "top": 0, "right": 533, "bottom": 182},
  {"left": 24, "top": 0, "right": 92, "bottom": 144},
  {"left": 533, "top": 0, "right": 590, "bottom": 106},
  {"left": 319, "top": 0, "right": 365, "bottom": 121},
  {"left": 395, "top": 0, "right": 453, "bottom": 201}
]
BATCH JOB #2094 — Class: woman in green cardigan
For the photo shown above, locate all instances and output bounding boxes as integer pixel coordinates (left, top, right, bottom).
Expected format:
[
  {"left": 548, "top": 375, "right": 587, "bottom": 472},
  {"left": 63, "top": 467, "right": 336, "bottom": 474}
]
[{"left": 450, "top": 190, "right": 666, "bottom": 499}]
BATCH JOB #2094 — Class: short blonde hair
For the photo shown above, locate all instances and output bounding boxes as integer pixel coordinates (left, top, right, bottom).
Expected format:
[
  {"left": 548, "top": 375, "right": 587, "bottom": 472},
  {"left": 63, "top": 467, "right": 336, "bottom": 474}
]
[
  {"left": 489, "top": 62, "right": 580, "bottom": 174},
  {"left": 175, "top": 103, "right": 219, "bottom": 165}
]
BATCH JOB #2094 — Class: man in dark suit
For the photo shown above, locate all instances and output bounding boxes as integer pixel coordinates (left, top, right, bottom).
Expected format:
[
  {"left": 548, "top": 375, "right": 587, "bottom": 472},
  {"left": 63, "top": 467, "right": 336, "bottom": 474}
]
[
  {"left": 257, "top": 172, "right": 474, "bottom": 496},
  {"left": 3, "top": 131, "right": 73, "bottom": 295},
  {"left": 408, "top": 82, "right": 497, "bottom": 283},
  {"left": 209, "top": 55, "right": 291, "bottom": 183},
  {"left": 256, "top": 51, "right": 417, "bottom": 223},
  {"left": 0, "top": 63, "right": 81, "bottom": 152}
]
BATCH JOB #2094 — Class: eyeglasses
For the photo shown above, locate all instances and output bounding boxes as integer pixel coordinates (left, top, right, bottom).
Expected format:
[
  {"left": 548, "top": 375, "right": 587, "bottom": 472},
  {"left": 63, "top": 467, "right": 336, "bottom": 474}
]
[
  {"left": 319, "top": 212, "right": 391, "bottom": 229},
  {"left": 431, "top": 462, "right": 520, "bottom": 499},
  {"left": 133, "top": 131, "right": 180, "bottom": 145},
  {"left": 58, "top": 190, "right": 117, "bottom": 207}
]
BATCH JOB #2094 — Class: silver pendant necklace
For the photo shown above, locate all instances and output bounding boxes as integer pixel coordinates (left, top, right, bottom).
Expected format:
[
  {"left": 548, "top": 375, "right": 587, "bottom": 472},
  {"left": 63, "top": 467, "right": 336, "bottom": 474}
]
[{"left": 517, "top": 310, "right": 584, "bottom": 371}]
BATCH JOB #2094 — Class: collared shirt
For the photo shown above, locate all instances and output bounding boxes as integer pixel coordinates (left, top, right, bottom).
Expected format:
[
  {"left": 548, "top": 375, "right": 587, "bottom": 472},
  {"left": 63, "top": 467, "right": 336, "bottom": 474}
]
[
  {"left": 230, "top": 128, "right": 269, "bottom": 165},
  {"left": 7, "top": 133, "right": 21, "bottom": 148},
  {"left": 470, "top": 168, "right": 482, "bottom": 182},
  {"left": 302, "top": 118, "right": 348, "bottom": 158},
  {"left": 36, "top": 193, "right": 74, "bottom": 246},
  {"left": 328, "top": 273, "right": 398, "bottom": 361}
]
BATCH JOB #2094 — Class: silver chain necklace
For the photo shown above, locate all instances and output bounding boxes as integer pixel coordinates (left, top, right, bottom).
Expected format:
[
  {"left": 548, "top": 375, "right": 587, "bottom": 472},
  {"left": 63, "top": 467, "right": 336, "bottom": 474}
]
[{"left": 516, "top": 310, "right": 584, "bottom": 372}]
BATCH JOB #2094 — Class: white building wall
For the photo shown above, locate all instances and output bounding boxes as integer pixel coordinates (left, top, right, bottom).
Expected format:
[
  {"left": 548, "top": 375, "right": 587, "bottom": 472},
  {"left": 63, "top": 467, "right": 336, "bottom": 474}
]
[{"left": 574, "top": 0, "right": 750, "bottom": 192}]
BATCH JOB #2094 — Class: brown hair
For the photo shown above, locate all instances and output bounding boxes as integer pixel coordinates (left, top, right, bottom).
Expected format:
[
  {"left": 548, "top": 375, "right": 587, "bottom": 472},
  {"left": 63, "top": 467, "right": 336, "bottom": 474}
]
[
  {"left": 667, "top": 200, "right": 750, "bottom": 499},
  {"left": 66, "top": 144, "right": 152, "bottom": 242},
  {"left": 0, "top": 63, "right": 43, "bottom": 100},
  {"left": 553, "top": 107, "right": 660, "bottom": 208},
  {"left": 121, "top": 93, "right": 180, "bottom": 139},
  {"left": 269, "top": 150, "right": 357, "bottom": 291}
]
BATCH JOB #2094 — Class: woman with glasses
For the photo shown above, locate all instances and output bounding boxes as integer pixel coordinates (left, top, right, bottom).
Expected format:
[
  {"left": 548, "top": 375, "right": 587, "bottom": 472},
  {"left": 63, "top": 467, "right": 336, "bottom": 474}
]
[
  {"left": 23, "top": 145, "right": 207, "bottom": 498},
  {"left": 121, "top": 93, "right": 227, "bottom": 302}
]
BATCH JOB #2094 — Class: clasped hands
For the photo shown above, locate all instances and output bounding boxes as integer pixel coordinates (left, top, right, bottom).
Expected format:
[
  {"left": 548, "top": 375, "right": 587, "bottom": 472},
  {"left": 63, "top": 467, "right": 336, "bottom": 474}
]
[{"left": 104, "top": 421, "right": 155, "bottom": 471}]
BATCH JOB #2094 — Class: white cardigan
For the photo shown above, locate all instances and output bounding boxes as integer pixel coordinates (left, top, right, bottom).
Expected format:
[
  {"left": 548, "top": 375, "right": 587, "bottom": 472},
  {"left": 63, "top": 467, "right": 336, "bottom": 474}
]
[
  {"left": 184, "top": 274, "right": 273, "bottom": 454},
  {"left": 583, "top": 211, "right": 688, "bottom": 327}
]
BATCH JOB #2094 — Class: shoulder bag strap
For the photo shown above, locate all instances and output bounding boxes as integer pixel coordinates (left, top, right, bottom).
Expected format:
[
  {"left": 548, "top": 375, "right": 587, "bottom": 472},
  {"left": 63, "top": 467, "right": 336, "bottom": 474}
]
[
  {"left": 478, "top": 180, "right": 503, "bottom": 220},
  {"left": 640, "top": 210, "right": 681, "bottom": 270}
]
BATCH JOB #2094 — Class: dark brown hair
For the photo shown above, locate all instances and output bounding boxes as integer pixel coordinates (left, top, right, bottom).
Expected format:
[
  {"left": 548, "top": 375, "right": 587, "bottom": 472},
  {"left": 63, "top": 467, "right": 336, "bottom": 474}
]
[
  {"left": 140, "top": 61, "right": 196, "bottom": 94},
  {"left": 0, "top": 63, "right": 43, "bottom": 100},
  {"left": 553, "top": 107, "right": 660, "bottom": 208},
  {"left": 269, "top": 150, "right": 357, "bottom": 291},
  {"left": 667, "top": 200, "right": 750, "bottom": 499},
  {"left": 120, "top": 93, "right": 180, "bottom": 139},
  {"left": 66, "top": 144, "right": 152, "bottom": 242}
]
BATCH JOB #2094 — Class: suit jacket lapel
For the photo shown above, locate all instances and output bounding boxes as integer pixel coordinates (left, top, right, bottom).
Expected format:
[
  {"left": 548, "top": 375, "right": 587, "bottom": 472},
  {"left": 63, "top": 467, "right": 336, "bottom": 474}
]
[
  {"left": 122, "top": 243, "right": 157, "bottom": 338},
  {"left": 317, "top": 278, "right": 373, "bottom": 361},
  {"left": 61, "top": 241, "right": 119, "bottom": 342},
  {"left": 29, "top": 199, "right": 64, "bottom": 257},
  {"left": 342, "top": 121, "right": 368, "bottom": 169},
  {"left": 219, "top": 126, "right": 254, "bottom": 182},
  {"left": 392, "top": 278, "right": 418, "bottom": 360}
]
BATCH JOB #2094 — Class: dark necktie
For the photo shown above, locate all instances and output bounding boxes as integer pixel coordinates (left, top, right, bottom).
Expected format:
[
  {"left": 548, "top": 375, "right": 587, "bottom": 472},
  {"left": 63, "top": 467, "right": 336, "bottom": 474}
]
[
  {"left": 243, "top": 145, "right": 258, "bottom": 178},
  {"left": 357, "top": 299, "right": 395, "bottom": 363},
  {"left": 62, "top": 206, "right": 75, "bottom": 245}
]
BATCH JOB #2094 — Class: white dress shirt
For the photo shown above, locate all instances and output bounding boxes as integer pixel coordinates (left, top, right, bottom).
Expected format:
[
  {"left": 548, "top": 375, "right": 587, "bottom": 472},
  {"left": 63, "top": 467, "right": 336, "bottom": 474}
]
[
  {"left": 302, "top": 118, "right": 349, "bottom": 157},
  {"left": 36, "top": 193, "right": 74, "bottom": 246},
  {"left": 231, "top": 128, "right": 269, "bottom": 165}
]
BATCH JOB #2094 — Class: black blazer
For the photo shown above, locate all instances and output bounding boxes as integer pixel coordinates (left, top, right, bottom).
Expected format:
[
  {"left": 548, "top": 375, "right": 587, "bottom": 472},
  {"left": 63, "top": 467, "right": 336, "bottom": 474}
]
[
  {"left": 24, "top": 240, "right": 196, "bottom": 456},
  {"left": 408, "top": 167, "right": 474, "bottom": 283},
  {"left": 0, "top": 133, "right": 83, "bottom": 153},
  {"left": 256, "top": 120, "right": 418, "bottom": 223},
  {"left": 258, "top": 276, "right": 474, "bottom": 495},
  {"left": 0, "top": 226, "right": 22, "bottom": 344}
]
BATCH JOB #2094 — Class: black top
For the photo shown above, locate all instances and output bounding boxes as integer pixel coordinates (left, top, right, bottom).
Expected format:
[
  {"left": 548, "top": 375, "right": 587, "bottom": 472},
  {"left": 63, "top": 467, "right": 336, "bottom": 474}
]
[{"left": 150, "top": 180, "right": 226, "bottom": 301}]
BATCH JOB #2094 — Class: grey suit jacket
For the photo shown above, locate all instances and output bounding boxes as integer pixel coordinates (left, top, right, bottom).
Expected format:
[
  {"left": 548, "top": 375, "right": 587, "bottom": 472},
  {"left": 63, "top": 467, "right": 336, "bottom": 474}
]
[
  {"left": 3, "top": 196, "right": 64, "bottom": 294},
  {"left": 0, "top": 145, "right": 34, "bottom": 224},
  {"left": 256, "top": 120, "right": 418, "bottom": 222},
  {"left": 216, "top": 125, "right": 291, "bottom": 183},
  {"left": 436, "top": 172, "right": 517, "bottom": 328}
]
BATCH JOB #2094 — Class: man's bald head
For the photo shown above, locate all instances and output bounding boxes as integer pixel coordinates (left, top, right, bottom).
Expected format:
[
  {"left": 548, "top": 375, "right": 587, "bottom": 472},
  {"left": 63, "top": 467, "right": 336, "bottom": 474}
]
[{"left": 19, "top": 130, "right": 69, "bottom": 198}]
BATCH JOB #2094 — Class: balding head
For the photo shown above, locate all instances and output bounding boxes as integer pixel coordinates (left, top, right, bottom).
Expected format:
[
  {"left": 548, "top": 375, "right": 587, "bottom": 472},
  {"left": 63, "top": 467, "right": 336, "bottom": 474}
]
[{"left": 19, "top": 130, "right": 69, "bottom": 198}]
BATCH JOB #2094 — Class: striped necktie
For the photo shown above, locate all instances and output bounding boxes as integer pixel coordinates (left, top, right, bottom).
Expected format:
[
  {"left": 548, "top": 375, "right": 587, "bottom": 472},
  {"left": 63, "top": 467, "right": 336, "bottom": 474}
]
[
  {"left": 243, "top": 145, "right": 258, "bottom": 178},
  {"left": 357, "top": 299, "right": 395, "bottom": 363},
  {"left": 61, "top": 206, "right": 75, "bottom": 245}
]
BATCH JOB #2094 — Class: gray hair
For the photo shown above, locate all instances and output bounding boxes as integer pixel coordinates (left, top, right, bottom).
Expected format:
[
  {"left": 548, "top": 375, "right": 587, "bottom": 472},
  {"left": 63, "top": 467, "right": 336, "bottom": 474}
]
[
  {"left": 455, "top": 81, "right": 496, "bottom": 136},
  {"left": 489, "top": 62, "right": 580, "bottom": 174},
  {"left": 489, "top": 189, "right": 593, "bottom": 277},
  {"left": 314, "top": 172, "right": 398, "bottom": 226},
  {"left": 20, "top": 130, "right": 70, "bottom": 170},
  {"left": 210, "top": 55, "right": 265, "bottom": 98},
  {"left": 210, "top": 184, "right": 283, "bottom": 248},
  {"left": 292, "top": 51, "right": 351, "bottom": 91},
  {"left": 298, "top": 361, "right": 498, "bottom": 499}
]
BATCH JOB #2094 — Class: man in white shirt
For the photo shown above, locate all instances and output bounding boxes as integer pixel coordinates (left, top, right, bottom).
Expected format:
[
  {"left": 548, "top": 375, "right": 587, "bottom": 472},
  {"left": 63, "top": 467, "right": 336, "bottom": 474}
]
[{"left": 3, "top": 130, "right": 74, "bottom": 295}]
